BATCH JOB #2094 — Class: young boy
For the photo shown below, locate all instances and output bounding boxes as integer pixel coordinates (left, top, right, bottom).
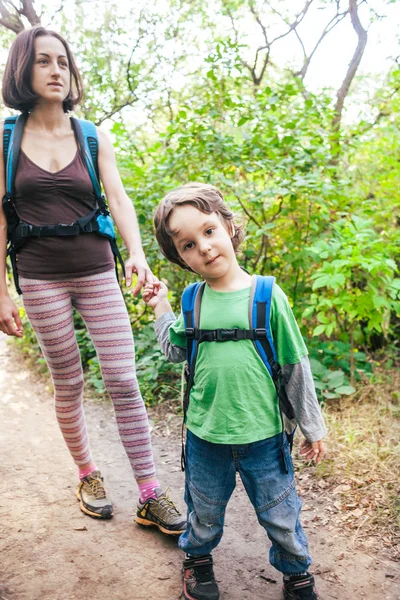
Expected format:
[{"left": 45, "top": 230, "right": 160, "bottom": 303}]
[{"left": 143, "top": 183, "right": 327, "bottom": 600}]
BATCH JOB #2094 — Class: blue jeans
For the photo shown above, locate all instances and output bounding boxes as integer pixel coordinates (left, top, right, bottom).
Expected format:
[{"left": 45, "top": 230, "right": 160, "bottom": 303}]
[{"left": 178, "top": 430, "right": 312, "bottom": 575}]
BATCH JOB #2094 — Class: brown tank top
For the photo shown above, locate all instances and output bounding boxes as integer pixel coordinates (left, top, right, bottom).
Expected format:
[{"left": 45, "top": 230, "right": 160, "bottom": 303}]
[{"left": 14, "top": 149, "right": 115, "bottom": 280}]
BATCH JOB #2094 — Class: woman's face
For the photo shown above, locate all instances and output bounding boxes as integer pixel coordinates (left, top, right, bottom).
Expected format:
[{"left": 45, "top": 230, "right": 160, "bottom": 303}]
[{"left": 31, "top": 35, "right": 71, "bottom": 105}]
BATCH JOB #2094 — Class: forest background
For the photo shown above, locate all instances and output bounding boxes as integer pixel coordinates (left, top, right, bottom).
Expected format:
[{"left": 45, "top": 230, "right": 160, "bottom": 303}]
[{"left": 0, "top": 0, "right": 399, "bottom": 559}]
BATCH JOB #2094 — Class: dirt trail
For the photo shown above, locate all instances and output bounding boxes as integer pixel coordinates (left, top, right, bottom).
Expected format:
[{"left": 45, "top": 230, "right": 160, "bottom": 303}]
[{"left": 0, "top": 334, "right": 399, "bottom": 600}]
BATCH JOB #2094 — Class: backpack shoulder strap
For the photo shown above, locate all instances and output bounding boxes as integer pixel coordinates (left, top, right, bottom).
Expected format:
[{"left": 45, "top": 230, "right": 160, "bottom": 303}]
[
  {"left": 3, "top": 116, "right": 17, "bottom": 173},
  {"left": 3, "top": 112, "right": 27, "bottom": 198},
  {"left": 249, "top": 274, "right": 278, "bottom": 378},
  {"left": 70, "top": 118, "right": 104, "bottom": 206},
  {"left": 182, "top": 281, "right": 205, "bottom": 367}
]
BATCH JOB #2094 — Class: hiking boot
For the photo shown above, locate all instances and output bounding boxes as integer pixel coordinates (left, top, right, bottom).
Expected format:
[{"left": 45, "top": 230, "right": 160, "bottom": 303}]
[
  {"left": 182, "top": 554, "right": 219, "bottom": 600},
  {"left": 283, "top": 573, "right": 321, "bottom": 600},
  {"left": 135, "top": 487, "right": 186, "bottom": 535},
  {"left": 76, "top": 470, "right": 113, "bottom": 519}
]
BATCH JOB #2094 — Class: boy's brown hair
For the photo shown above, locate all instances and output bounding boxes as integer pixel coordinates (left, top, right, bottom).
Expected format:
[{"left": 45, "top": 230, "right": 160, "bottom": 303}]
[
  {"left": 2, "top": 27, "right": 83, "bottom": 113},
  {"left": 154, "top": 182, "right": 244, "bottom": 271}
]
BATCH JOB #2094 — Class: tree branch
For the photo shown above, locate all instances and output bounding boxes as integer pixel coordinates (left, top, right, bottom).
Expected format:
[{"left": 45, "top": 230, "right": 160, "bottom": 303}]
[
  {"left": 20, "top": 0, "right": 40, "bottom": 26},
  {"left": 0, "top": 15, "right": 21, "bottom": 32},
  {"left": 0, "top": 0, "right": 40, "bottom": 32},
  {"left": 296, "top": 8, "right": 349, "bottom": 79},
  {"left": 94, "top": 100, "right": 139, "bottom": 126},
  {"left": 332, "top": 0, "right": 368, "bottom": 133}
]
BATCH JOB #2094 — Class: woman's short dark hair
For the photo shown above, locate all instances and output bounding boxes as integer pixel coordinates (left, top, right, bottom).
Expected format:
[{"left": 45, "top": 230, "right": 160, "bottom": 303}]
[
  {"left": 154, "top": 182, "right": 245, "bottom": 271},
  {"left": 2, "top": 27, "right": 83, "bottom": 113}
]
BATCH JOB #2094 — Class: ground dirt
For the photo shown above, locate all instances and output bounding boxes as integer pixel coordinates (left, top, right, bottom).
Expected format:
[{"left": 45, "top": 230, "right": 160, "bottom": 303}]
[{"left": 0, "top": 334, "right": 399, "bottom": 600}]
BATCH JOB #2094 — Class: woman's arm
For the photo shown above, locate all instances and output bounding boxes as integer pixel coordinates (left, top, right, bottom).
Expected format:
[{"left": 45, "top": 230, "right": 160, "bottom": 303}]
[
  {"left": 97, "top": 128, "right": 157, "bottom": 295},
  {"left": 0, "top": 121, "right": 23, "bottom": 337}
]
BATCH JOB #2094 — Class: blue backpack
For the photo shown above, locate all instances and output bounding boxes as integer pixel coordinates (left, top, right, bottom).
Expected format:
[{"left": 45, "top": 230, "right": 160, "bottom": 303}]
[
  {"left": 2, "top": 111, "right": 125, "bottom": 294},
  {"left": 181, "top": 274, "right": 296, "bottom": 471}
]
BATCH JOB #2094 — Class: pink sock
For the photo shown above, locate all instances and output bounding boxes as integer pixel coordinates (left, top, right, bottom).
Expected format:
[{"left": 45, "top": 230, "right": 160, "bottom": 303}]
[
  {"left": 79, "top": 464, "right": 98, "bottom": 480},
  {"left": 139, "top": 479, "right": 160, "bottom": 503}
]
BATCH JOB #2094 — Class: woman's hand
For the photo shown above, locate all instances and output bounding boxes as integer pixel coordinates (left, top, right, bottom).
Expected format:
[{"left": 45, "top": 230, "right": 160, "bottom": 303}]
[
  {"left": 125, "top": 253, "right": 159, "bottom": 296},
  {"left": 0, "top": 295, "right": 23, "bottom": 337},
  {"left": 299, "top": 439, "right": 325, "bottom": 464}
]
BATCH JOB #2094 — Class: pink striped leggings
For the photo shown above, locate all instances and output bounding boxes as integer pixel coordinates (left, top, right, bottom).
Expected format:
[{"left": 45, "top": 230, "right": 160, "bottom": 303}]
[{"left": 20, "top": 270, "right": 157, "bottom": 485}]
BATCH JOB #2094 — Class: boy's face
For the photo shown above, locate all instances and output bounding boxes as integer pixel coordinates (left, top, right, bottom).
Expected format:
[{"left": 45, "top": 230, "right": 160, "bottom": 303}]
[{"left": 169, "top": 205, "right": 238, "bottom": 283}]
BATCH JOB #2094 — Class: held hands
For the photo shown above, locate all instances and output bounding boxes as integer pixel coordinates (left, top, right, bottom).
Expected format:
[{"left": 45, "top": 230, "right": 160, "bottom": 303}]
[
  {"left": 299, "top": 439, "right": 325, "bottom": 465},
  {"left": 125, "top": 254, "right": 159, "bottom": 296},
  {"left": 142, "top": 281, "right": 169, "bottom": 309},
  {"left": 0, "top": 295, "right": 23, "bottom": 338}
]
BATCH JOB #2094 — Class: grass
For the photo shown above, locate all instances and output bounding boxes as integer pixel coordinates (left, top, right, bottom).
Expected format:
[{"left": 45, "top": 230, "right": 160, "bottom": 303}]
[{"left": 305, "top": 369, "right": 400, "bottom": 561}]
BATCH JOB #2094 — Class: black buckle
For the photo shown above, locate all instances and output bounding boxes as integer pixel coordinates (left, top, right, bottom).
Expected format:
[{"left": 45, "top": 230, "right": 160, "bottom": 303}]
[
  {"left": 185, "top": 328, "right": 195, "bottom": 339},
  {"left": 254, "top": 328, "right": 267, "bottom": 339},
  {"left": 216, "top": 328, "right": 239, "bottom": 341},
  {"left": 19, "top": 223, "right": 32, "bottom": 238},
  {"left": 82, "top": 221, "right": 95, "bottom": 233}
]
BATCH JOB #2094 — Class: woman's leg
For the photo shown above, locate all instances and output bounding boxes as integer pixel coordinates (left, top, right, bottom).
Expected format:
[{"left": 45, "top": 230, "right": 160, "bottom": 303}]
[
  {"left": 71, "top": 270, "right": 158, "bottom": 488},
  {"left": 20, "top": 276, "right": 113, "bottom": 518},
  {"left": 20, "top": 277, "right": 95, "bottom": 475}
]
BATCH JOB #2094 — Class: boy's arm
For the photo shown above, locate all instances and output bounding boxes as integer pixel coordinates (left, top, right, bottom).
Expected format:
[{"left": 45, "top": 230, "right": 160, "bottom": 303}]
[
  {"left": 143, "top": 282, "right": 186, "bottom": 364},
  {"left": 154, "top": 312, "right": 186, "bottom": 364},
  {"left": 269, "top": 284, "right": 326, "bottom": 445},
  {"left": 282, "top": 355, "right": 327, "bottom": 442}
]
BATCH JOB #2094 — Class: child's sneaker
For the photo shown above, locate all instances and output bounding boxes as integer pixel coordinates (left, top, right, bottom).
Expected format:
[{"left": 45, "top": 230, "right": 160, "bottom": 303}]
[
  {"left": 76, "top": 470, "right": 113, "bottom": 519},
  {"left": 182, "top": 554, "right": 219, "bottom": 600},
  {"left": 135, "top": 487, "right": 186, "bottom": 535},
  {"left": 283, "top": 573, "right": 321, "bottom": 599}
]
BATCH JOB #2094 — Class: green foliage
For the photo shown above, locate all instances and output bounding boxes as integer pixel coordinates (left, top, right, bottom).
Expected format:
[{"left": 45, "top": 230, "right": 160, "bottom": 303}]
[
  {"left": 309, "top": 357, "right": 356, "bottom": 401},
  {"left": 308, "top": 340, "right": 372, "bottom": 380},
  {"left": 304, "top": 216, "right": 400, "bottom": 338}
]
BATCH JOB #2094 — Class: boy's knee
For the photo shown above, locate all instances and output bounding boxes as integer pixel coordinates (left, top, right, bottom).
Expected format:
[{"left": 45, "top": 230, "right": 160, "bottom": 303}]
[
  {"left": 185, "top": 481, "right": 226, "bottom": 536},
  {"left": 186, "top": 510, "right": 224, "bottom": 547},
  {"left": 257, "top": 487, "right": 308, "bottom": 558}
]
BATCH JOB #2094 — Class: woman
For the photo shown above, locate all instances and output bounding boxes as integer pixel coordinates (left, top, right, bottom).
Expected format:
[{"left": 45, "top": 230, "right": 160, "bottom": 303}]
[{"left": 0, "top": 27, "right": 185, "bottom": 535}]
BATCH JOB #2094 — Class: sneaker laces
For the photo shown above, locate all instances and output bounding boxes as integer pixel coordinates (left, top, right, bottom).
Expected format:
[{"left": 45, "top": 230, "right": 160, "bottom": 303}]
[
  {"left": 151, "top": 488, "right": 182, "bottom": 519},
  {"left": 82, "top": 474, "right": 106, "bottom": 499}
]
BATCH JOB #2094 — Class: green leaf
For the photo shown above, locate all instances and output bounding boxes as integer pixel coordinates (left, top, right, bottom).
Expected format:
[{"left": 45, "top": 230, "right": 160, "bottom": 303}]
[
  {"left": 335, "top": 385, "right": 356, "bottom": 396},
  {"left": 326, "top": 370, "right": 345, "bottom": 388},
  {"left": 312, "top": 276, "right": 331, "bottom": 290},
  {"left": 310, "top": 359, "right": 327, "bottom": 376},
  {"left": 313, "top": 324, "right": 326, "bottom": 336}
]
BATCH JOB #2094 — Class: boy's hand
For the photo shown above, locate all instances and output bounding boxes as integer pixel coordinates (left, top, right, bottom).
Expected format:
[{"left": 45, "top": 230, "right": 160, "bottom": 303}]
[
  {"left": 299, "top": 439, "right": 325, "bottom": 464},
  {"left": 142, "top": 281, "right": 169, "bottom": 309}
]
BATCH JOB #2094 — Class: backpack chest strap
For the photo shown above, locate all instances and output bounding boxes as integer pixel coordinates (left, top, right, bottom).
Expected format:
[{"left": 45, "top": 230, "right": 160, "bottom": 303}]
[{"left": 185, "top": 327, "right": 267, "bottom": 342}]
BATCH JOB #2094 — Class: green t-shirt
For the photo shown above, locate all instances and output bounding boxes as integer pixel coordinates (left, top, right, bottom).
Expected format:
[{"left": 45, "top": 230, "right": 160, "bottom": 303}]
[{"left": 170, "top": 283, "right": 308, "bottom": 444}]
